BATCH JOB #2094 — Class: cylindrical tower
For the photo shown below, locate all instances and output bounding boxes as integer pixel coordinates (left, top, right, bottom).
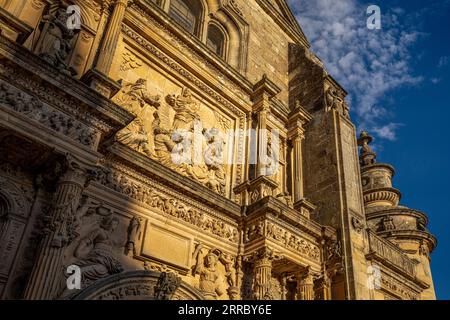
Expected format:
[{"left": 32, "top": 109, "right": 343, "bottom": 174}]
[{"left": 358, "top": 131, "right": 437, "bottom": 300}]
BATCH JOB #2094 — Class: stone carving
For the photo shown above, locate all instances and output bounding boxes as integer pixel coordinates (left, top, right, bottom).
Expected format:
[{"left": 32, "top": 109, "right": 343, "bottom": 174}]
[
  {"left": 245, "top": 220, "right": 265, "bottom": 242},
  {"left": 125, "top": 216, "right": 142, "bottom": 257},
  {"left": 265, "top": 221, "right": 321, "bottom": 262},
  {"left": 276, "top": 192, "right": 293, "bottom": 208},
  {"left": 154, "top": 272, "right": 181, "bottom": 300},
  {"left": 73, "top": 216, "right": 124, "bottom": 287},
  {"left": 244, "top": 247, "right": 283, "bottom": 300},
  {"left": 73, "top": 196, "right": 103, "bottom": 238},
  {"left": 326, "top": 239, "right": 342, "bottom": 261},
  {"left": 203, "top": 128, "right": 226, "bottom": 194},
  {"left": 192, "top": 244, "right": 226, "bottom": 300},
  {"left": 92, "top": 166, "right": 238, "bottom": 243},
  {"left": 0, "top": 82, "right": 97, "bottom": 147},
  {"left": 120, "top": 51, "right": 143, "bottom": 72},
  {"left": 378, "top": 216, "right": 396, "bottom": 232},
  {"left": 357, "top": 131, "right": 377, "bottom": 166},
  {"left": 325, "top": 87, "right": 349, "bottom": 118},
  {"left": 120, "top": 24, "right": 246, "bottom": 186},
  {"left": 113, "top": 78, "right": 161, "bottom": 157},
  {"left": 380, "top": 272, "right": 419, "bottom": 300},
  {"left": 351, "top": 216, "right": 364, "bottom": 233},
  {"left": 222, "top": 0, "right": 244, "bottom": 17},
  {"left": 114, "top": 83, "right": 229, "bottom": 195},
  {"left": 34, "top": 7, "right": 78, "bottom": 75},
  {"left": 419, "top": 241, "right": 429, "bottom": 258}
]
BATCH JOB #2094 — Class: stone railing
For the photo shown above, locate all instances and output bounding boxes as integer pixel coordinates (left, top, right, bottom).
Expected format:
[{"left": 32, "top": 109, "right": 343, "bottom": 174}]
[{"left": 367, "top": 230, "right": 416, "bottom": 278}]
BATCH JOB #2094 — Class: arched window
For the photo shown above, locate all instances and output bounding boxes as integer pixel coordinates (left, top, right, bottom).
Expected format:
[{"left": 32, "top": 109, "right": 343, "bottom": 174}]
[
  {"left": 206, "top": 24, "right": 226, "bottom": 57},
  {"left": 169, "top": 0, "right": 202, "bottom": 36}
]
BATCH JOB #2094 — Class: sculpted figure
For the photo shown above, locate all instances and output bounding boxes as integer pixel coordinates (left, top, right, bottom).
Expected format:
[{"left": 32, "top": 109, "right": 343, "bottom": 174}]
[
  {"left": 325, "top": 87, "right": 345, "bottom": 114},
  {"left": 152, "top": 112, "right": 176, "bottom": 166},
  {"left": 125, "top": 216, "right": 142, "bottom": 257},
  {"left": 35, "top": 8, "right": 76, "bottom": 75},
  {"left": 114, "top": 79, "right": 161, "bottom": 157},
  {"left": 192, "top": 245, "right": 225, "bottom": 300},
  {"left": 203, "top": 128, "right": 226, "bottom": 194},
  {"left": 166, "top": 88, "right": 201, "bottom": 132},
  {"left": 73, "top": 216, "right": 124, "bottom": 287}
]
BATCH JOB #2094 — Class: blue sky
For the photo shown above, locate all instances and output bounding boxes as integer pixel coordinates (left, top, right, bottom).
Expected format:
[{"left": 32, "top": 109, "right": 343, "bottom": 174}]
[{"left": 288, "top": 0, "right": 450, "bottom": 299}]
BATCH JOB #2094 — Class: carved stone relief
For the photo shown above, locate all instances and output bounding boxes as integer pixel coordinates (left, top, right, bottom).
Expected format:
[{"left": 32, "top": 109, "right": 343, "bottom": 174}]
[
  {"left": 245, "top": 220, "right": 321, "bottom": 262},
  {"left": 112, "top": 78, "right": 234, "bottom": 196},
  {"left": 0, "top": 82, "right": 98, "bottom": 148},
  {"left": 92, "top": 164, "right": 238, "bottom": 243},
  {"left": 34, "top": 6, "right": 79, "bottom": 75},
  {"left": 192, "top": 244, "right": 238, "bottom": 300}
]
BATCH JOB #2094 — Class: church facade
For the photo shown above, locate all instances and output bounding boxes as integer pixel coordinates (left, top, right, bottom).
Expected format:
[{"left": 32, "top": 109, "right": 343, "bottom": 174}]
[{"left": 0, "top": 0, "right": 437, "bottom": 300}]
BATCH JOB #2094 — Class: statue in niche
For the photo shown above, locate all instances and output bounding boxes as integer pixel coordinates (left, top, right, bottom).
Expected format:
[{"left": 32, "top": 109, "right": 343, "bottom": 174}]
[
  {"left": 125, "top": 216, "right": 142, "bottom": 257},
  {"left": 35, "top": 7, "right": 77, "bottom": 75},
  {"left": 192, "top": 244, "right": 226, "bottom": 300},
  {"left": 114, "top": 79, "right": 161, "bottom": 157},
  {"left": 72, "top": 216, "right": 124, "bottom": 287},
  {"left": 263, "top": 140, "right": 279, "bottom": 177}
]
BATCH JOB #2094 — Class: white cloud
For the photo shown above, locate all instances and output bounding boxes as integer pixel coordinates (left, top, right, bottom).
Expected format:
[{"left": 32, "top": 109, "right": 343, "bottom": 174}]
[
  {"left": 372, "top": 123, "right": 404, "bottom": 141},
  {"left": 287, "top": 0, "right": 424, "bottom": 141},
  {"left": 431, "top": 77, "right": 442, "bottom": 84}
]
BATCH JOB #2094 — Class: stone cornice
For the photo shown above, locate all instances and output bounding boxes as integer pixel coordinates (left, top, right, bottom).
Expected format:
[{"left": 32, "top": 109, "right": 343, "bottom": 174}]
[
  {"left": 361, "top": 162, "right": 396, "bottom": 176},
  {"left": 245, "top": 196, "right": 325, "bottom": 239},
  {"left": 366, "top": 206, "right": 430, "bottom": 226},
  {"left": 380, "top": 230, "right": 438, "bottom": 252},
  {"left": 0, "top": 35, "right": 134, "bottom": 132}
]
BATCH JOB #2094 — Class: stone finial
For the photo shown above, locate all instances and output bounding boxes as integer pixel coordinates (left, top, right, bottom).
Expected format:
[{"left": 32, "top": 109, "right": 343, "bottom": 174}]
[{"left": 357, "top": 131, "right": 377, "bottom": 166}]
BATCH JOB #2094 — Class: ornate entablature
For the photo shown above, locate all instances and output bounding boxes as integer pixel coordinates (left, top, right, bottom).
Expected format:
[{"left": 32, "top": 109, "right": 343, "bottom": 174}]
[{"left": 90, "top": 159, "right": 240, "bottom": 244}]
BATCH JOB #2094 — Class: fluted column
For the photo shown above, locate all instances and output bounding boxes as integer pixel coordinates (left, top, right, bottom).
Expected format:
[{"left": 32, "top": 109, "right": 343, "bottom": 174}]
[
  {"left": 288, "top": 101, "right": 312, "bottom": 203},
  {"left": 95, "top": 0, "right": 129, "bottom": 74},
  {"left": 82, "top": 0, "right": 130, "bottom": 98},
  {"left": 24, "top": 158, "right": 89, "bottom": 300},
  {"left": 296, "top": 267, "right": 314, "bottom": 300}
]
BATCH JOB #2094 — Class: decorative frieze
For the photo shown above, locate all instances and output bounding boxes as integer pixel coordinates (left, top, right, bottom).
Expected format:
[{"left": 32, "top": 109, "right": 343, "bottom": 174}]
[
  {"left": 92, "top": 163, "right": 239, "bottom": 243},
  {"left": 0, "top": 82, "right": 98, "bottom": 148},
  {"left": 244, "top": 219, "right": 320, "bottom": 262}
]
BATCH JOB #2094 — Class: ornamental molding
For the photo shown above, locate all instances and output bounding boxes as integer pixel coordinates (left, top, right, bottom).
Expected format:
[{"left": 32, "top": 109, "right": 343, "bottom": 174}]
[
  {"left": 91, "top": 160, "right": 239, "bottom": 243},
  {"left": 0, "top": 35, "right": 133, "bottom": 132},
  {"left": 244, "top": 218, "right": 321, "bottom": 263},
  {"left": 0, "top": 81, "right": 98, "bottom": 148}
]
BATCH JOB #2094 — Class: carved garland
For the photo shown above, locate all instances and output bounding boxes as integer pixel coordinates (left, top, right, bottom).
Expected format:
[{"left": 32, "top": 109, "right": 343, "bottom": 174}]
[{"left": 120, "top": 24, "right": 246, "bottom": 185}]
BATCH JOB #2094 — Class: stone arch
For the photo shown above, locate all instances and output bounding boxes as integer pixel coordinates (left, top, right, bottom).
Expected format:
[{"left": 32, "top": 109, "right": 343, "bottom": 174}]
[{"left": 72, "top": 270, "right": 205, "bottom": 300}]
